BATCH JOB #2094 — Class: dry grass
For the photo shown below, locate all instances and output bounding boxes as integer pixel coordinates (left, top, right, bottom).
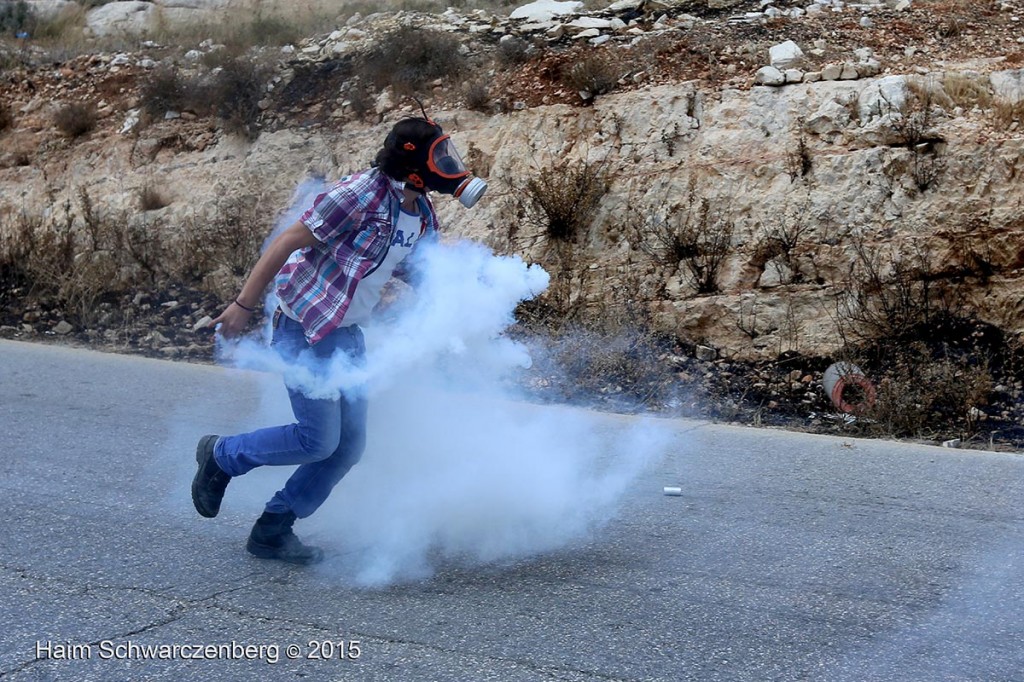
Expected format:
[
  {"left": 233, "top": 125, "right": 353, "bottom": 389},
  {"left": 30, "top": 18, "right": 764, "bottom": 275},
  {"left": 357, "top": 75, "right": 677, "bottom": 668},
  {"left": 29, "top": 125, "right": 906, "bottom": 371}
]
[
  {"left": 941, "top": 73, "right": 993, "bottom": 111},
  {"left": 863, "top": 344, "right": 993, "bottom": 438},
  {"left": 993, "top": 98, "right": 1024, "bottom": 127}
]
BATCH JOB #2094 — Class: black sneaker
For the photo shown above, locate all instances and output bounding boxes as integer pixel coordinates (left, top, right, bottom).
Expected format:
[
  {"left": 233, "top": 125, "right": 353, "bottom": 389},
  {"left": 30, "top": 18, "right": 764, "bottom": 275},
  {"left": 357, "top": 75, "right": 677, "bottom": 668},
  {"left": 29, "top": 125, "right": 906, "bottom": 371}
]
[
  {"left": 191, "top": 435, "right": 230, "bottom": 518},
  {"left": 246, "top": 511, "right": 324, "bottom": 566}
]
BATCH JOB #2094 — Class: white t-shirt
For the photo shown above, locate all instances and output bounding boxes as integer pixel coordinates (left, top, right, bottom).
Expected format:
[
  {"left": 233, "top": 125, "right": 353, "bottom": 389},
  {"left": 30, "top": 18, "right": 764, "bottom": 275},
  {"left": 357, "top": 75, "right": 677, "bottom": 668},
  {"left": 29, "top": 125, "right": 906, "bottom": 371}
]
[{"left": 340, "top": 208, "right": 422, "bottom": 327}]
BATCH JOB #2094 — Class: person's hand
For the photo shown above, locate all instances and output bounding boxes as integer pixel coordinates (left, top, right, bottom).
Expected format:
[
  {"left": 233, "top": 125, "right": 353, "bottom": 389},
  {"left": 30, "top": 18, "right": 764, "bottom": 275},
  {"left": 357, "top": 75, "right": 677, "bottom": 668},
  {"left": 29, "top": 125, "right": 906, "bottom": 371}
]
[{"left": 208, "top": 302, "right": 254, "bottom": 339}]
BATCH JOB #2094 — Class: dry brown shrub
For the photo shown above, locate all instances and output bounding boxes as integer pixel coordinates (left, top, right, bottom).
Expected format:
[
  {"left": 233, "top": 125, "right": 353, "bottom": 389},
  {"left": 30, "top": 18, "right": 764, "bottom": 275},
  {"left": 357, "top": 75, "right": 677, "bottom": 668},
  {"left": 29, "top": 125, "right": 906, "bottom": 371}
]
[
  {"left": 357, "top": 26, "right": 465, "bottom": 95},
  {"left": 515, "top": 159, "right": 608, "bottom": 242},
  {"left": 463, "top": 80, "right": 490, "bottom": 112},
  {"left": 54, "top": 102, "right": 96, "bottom": 138},
  {"left": 627, "top": 180, "right": 735, "bottom": 295},
  {"left": 513, "top": 261, "right": 677, "bottom": 410},
  {"left": 560, "top": 52, "right": 623, "bottom": 97},
  {"left": 857, "top": 342, "right": 994, "bottom": 439}
]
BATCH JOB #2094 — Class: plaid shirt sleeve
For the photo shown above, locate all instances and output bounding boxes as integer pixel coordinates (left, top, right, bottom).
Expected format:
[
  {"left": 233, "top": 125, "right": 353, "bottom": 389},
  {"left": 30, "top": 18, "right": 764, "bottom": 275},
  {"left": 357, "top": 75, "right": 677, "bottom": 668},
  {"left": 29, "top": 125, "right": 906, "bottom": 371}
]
[{"left": 300, "top": 183, "right": 364, "bottom": 242}]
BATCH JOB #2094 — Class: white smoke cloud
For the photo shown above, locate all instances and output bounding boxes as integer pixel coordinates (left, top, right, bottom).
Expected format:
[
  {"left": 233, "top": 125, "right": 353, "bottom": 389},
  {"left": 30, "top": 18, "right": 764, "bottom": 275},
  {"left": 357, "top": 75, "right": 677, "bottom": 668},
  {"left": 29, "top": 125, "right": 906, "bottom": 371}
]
[{"left": 210, "top": 182, "right": 670, "bottom": 585}]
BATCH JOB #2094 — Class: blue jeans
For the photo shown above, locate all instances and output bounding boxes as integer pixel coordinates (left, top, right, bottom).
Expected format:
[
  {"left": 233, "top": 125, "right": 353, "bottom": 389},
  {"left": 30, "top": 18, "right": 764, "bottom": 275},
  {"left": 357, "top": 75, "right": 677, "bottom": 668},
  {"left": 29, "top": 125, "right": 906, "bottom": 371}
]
[{"left": 214, "top": 314, "right": 367, "bottom": 519}]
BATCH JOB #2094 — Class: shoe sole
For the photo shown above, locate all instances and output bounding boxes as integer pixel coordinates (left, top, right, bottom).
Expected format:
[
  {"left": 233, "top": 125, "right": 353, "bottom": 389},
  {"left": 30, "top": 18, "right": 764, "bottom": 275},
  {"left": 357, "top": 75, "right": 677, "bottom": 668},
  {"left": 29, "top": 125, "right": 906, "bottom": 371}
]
[
  {"left": 246, "top": 538, "right": 324, "bottom": 566},
  {"left": 191, "top": 434, "right": 220, "bottom": 519}
]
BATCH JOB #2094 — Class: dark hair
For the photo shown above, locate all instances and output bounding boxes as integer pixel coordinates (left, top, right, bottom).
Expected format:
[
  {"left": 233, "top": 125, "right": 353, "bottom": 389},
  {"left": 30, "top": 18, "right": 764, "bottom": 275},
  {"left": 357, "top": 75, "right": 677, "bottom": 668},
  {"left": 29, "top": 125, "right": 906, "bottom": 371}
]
[{"left": 374, "top": 117, "right": 440, "bottom": 180}]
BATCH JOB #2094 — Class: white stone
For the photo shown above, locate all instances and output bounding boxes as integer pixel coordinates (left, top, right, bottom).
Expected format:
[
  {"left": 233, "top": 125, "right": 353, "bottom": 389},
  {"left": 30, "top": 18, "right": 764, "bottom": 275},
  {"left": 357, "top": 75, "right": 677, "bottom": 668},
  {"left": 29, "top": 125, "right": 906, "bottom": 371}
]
[
  {"left": 839, "top": 63, "right": 859, "bottom": 79},
  {"left": 785, "top": 68, "right": 804, "bottom": 83},
  {"left": 120, "top": 109, "right": 141, "bottom": 135},
  {"left": 573, "top": 28, "right": 601, "bottom": 38},
  {"left": 769, "top": 40, "right": 804, "bottom": 69},
  {"left": 821, "top": 64, "right": 843, "bottom": 80},
  {"left": 159, "top": 0, "right": 231, "bottom": 8},
  {"left": 858, "top": 74, "right": 908, "bottom": 120},
  {"left": 519, "top": 21, "right": 557, "bottom": 32},
  {"left": 859, "top": 58, "right": 882, "bottom": 76},
  {"left": 806, "top": 4, "right": 824, "bottom": 14},
  {"left": 568, "top": 17, "right": 613, "bottom": 29},
  {"left": 754, "top": 65, "right": 786, "bottom": 85},
  {"left": 759, "top": 258, "right": 793, "bottom": 287},
  {"left": 606, "top": 0, "right": 643, "bottom": 9},
  {"left": 695, "top": 345, "right": 716, "bottom": 361},
  {"left": 590, "top": 34, "right": 611, "bottom": 46},
  {"left": 509, "top": 0, "right": 583, "bottom": 22}
]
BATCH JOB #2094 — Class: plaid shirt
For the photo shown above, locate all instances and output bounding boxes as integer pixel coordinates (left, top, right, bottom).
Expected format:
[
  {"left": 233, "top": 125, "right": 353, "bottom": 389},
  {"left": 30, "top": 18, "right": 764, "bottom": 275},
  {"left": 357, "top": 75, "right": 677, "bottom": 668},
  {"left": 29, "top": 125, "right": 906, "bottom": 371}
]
[{"left": 276, "top": 168, "right": 439, "bottom": 345}]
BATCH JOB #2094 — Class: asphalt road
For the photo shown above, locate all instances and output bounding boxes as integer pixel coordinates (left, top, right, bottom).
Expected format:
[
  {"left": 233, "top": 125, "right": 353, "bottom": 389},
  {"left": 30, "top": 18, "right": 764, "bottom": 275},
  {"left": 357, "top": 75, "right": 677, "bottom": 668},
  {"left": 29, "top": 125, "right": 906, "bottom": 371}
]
[{"left": 1, "top": 339, "right": 1023, "bottom": 682}]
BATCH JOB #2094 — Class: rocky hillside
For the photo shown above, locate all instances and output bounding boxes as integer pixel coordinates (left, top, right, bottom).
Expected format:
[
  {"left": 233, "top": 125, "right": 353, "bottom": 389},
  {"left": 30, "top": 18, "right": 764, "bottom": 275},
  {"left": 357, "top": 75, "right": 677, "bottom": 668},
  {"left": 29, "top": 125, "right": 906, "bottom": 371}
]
[{"left": 2, "top": 0, "right": 1024, "bottom": 446}]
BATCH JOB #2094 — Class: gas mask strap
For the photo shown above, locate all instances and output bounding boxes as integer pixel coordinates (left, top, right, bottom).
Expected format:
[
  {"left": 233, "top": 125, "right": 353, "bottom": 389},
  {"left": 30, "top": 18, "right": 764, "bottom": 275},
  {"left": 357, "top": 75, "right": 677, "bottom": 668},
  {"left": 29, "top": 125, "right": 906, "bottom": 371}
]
[{"left": 411, "top": 95, "right": 434, "bottom": 126}]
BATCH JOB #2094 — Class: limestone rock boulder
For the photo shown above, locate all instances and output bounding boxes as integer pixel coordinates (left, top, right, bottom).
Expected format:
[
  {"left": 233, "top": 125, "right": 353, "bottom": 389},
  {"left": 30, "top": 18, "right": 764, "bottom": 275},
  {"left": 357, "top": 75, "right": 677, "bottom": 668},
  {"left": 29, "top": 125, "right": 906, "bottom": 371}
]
[
  {"left": 991, "top": 68, "right": 1024, "bottom": 103},
  {"left": 86, "top": 1, "right": 159, "bottom": 37}
]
